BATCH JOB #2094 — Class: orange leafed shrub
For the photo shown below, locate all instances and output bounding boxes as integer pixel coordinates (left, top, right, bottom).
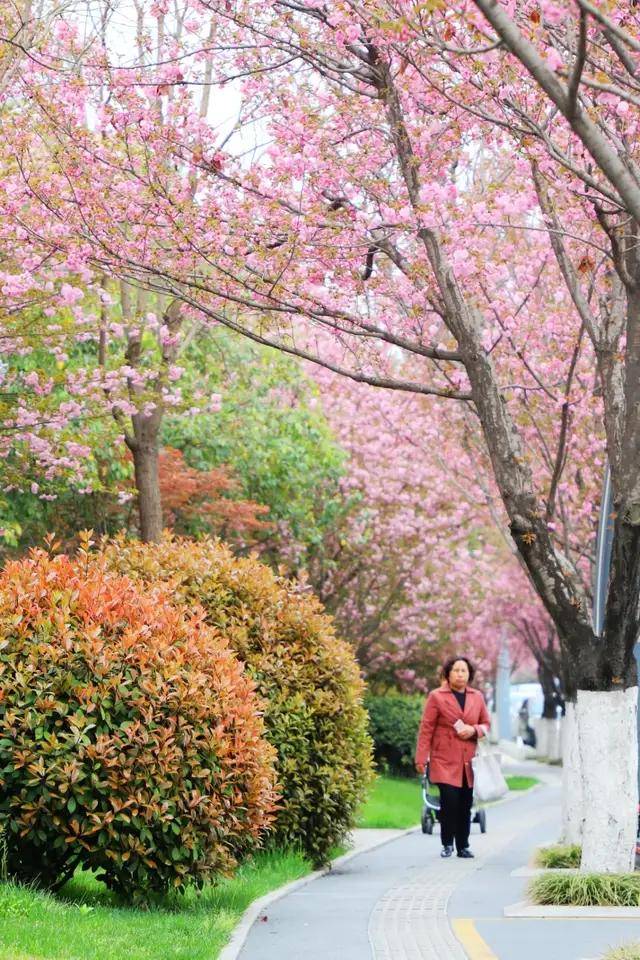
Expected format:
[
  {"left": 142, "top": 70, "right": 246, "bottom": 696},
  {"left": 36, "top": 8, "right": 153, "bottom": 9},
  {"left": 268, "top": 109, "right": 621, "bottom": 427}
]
[
  {"left": 158, "top": 447, "right": 271, "bottom": 537},
  {"left": 101, "top": 535, "right": 374, "bottom": 866},
  {"left": 0, "top": 549, "right": 277, "bottom": 898}
]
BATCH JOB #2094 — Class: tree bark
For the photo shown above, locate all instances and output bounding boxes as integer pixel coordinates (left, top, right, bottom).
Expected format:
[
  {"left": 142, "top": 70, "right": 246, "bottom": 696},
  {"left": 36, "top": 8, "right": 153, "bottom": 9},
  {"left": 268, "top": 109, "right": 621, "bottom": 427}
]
[
  {"left": 118, "top": 294, "right": 185, "bottom": 544},
  {"left": 538, "top": 661, "right": 563, "bottom": 721},
  {"left": 578, "top": 687, "right": 638, "bottom": 871},
  {"left": 561, "top": 700, "right": 583, "bottom": 845},
  {"left": 129, "top": 435, "right": 163, "bottom": 543}
]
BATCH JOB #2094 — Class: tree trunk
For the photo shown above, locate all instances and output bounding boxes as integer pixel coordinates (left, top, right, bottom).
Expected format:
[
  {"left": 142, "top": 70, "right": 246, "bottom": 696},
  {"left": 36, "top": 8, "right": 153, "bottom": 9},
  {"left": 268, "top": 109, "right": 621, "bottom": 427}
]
[
  {"left": 539, "top": 662, "right": 563, "bottom": 720},
  {"left": 131, "top": 439, "right": 163, "bottom": 543},
  {"left": 577, "top": 687, "right": 637, "bottom": 872},
  {"left": 561, "top": 700, "right": 583, "bottom": 845},
  {"left": 119, "top": 294, "right": 181, "bottom": 546},
  {"left": 534, "top": 660, "right": 560, "bottom": 759},
  {"left": 377, "top": 56, "right": 640, "bottom": 875}
]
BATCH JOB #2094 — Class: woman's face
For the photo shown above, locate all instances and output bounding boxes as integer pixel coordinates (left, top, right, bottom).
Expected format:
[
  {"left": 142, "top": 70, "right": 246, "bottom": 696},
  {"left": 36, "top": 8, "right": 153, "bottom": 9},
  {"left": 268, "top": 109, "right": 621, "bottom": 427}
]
[{"left": 449, "top": 660, "right": 470, "bottom": 689}]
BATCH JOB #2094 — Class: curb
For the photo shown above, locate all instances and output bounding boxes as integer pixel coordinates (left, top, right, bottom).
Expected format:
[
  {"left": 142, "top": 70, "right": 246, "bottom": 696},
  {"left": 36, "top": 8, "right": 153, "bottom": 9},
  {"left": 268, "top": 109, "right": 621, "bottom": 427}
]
[
  {"left": 218, "top": 825, "right": 420, "bottom": 960},
  {"left": 504, "top": 899, "right": 640, "bottom": 919}
]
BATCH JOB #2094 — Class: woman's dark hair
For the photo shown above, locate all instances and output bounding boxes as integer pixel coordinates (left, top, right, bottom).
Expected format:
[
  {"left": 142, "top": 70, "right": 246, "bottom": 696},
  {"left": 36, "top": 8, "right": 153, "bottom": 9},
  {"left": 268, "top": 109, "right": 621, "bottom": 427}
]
[{"left": 442, "top": 656, "right": 476, "bottom": 684}]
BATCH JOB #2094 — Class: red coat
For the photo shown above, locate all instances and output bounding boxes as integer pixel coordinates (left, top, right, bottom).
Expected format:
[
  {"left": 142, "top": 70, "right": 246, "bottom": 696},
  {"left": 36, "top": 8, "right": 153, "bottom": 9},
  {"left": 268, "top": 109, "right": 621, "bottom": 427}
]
[{"left": 415, "top": 686, "right": 491, "bottom": 787}]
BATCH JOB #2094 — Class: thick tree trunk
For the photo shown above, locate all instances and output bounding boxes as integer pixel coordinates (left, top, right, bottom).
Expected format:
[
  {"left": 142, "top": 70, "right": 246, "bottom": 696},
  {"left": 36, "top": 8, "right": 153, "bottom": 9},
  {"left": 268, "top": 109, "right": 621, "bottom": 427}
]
[
  {"left": 535, "top": 661, "right": 561, "bottom": 760},
  {"left": 131, "top": 440, "right": 163, "bottom": 543},
  {"left": 577, "top": 687, "right": 637, "bottom": 872},
  {"left": 561, "top": 700, "right": 583, "bottom": 845}
]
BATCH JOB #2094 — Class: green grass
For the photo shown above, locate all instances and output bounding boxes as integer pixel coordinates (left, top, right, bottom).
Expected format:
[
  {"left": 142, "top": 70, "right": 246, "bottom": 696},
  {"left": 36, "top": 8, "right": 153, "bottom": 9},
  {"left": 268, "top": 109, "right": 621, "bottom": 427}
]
[
  {"left": 358, "top": 772, "right": 539, "bottom": 830},
  {"left": 535, "top": 844, "right": 582, "bottom": 869},
  {"left": 357, "top": 776, "right": 422, "bottom": 828},
  {"left": 505, "top": 775, "right": 539, "bottom": 791},
  {"left": 0, "top": 849, "right": 310, "bottom": 960},
  {"left": 529, "top": 872, "right": 640, "bottom": 907}
]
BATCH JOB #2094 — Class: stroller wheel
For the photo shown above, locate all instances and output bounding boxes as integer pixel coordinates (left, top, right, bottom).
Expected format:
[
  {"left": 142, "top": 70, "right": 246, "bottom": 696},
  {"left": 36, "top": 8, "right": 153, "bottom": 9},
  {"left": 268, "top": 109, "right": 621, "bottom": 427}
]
[
  {"left": 477, "top": 809, "right": 487, "bottom": 834},
  {"left": 421, "top": 807, "right": 434, "bottom": 835}
]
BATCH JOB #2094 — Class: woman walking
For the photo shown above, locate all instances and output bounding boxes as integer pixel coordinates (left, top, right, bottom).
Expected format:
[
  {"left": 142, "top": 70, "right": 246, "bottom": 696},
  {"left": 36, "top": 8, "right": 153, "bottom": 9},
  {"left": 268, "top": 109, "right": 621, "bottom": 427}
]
[{"left": 415, "top": 657, "right": 490, "bottom": 859}]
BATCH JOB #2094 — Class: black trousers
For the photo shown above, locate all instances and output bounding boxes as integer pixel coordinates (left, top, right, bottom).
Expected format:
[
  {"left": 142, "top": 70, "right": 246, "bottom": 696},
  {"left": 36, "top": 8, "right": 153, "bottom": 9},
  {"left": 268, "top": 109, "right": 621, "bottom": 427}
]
[{"left": 438, "top": 776, "right": 473, "bottom": 852}]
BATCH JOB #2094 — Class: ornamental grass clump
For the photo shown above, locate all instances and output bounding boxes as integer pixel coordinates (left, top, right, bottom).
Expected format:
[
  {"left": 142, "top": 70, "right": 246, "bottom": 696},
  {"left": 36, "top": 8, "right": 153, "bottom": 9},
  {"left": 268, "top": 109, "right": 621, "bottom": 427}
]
[
  {"left": 0, "top": 548, "right": 277, "bottom": 899},
  {"left": 101, "top": 534, "right": 374, "bottom": 866},
  {"left": 535, "top": 844, "right": 582, "bottom": 869},
  {"left": 605, "top": 945, "right": 640, "bottom": 960},
  {"left": 529, "top": 872, "right": 640, "bottom": 907}
]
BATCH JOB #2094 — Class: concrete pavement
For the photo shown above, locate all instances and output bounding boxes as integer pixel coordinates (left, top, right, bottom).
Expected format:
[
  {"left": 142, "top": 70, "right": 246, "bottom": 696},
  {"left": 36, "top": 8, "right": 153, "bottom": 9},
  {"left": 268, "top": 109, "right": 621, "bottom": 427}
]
[
  {"left": 236, "top": 764, "right": 640, "bottom": 960},
  {"left": 450, "top": 781, "right": 640, "bottom": 960}
]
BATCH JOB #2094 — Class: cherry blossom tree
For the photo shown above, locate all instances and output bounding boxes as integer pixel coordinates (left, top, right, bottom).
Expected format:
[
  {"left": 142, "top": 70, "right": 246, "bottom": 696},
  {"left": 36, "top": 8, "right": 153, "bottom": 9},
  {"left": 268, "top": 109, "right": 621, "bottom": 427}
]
[{"left": 0, "top": 0, "right": 633, "bottom": 869}]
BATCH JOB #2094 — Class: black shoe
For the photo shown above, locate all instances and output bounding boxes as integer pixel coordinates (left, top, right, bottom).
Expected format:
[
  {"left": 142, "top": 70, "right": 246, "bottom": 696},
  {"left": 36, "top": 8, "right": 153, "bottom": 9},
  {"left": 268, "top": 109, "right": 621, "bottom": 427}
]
[
  {"left": 441, "top": 845, "right": 453, "bottom": 858},
  {"left": 457, "top": 848, "right": 474, "bottom": 858}
]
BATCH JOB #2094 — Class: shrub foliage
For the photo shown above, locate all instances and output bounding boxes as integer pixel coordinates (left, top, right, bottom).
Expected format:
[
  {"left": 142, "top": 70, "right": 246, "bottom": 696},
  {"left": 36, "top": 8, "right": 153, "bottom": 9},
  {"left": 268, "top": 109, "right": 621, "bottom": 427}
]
[
  {"left": 101, "top": 535, "right": 374, "bottom": 865},
  {"left": 0, "top": 549, "right": 277, "bottom": 897},
  {"left": 365, "top": 694, "right": 424, "bottom": 777}
]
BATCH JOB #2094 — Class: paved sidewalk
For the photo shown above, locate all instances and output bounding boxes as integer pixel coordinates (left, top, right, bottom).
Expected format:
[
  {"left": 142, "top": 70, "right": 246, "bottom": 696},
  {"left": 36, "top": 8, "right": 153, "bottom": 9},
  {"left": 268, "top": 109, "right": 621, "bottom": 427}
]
[
  {"left": 450, "top": 781, "right": 640, "bottom": 960},
  {"left": 368, "top": 766, "right": 557, "bottom": 960},
  {"left": 237, "top": 763, "right": 564, "bottom": 960}
]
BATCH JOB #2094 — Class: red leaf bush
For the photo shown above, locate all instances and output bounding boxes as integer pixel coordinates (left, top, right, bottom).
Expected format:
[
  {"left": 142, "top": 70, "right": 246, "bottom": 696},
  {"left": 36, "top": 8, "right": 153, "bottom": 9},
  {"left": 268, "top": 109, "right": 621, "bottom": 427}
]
[
  {"left": 0, "top": 550, "right": 277, "bottom": 898},
  {"left": 101, "top": 535, "right": 374, "bottom": 866}
]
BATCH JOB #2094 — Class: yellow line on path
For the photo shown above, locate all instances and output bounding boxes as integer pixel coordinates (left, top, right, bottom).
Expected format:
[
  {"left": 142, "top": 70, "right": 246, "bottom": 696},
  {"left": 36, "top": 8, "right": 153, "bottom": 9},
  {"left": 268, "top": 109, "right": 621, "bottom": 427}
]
[{"left": 452, "top": 919, "right": 498, "bottom": 960}]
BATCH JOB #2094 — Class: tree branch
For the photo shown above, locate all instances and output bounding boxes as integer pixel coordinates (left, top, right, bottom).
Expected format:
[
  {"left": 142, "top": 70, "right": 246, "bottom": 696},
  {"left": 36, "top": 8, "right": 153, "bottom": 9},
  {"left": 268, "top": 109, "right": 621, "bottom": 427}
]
[
  {"left": 531, "top": 162, "right": 601, "bottom": 345},
  {"left": 567, "top": 9, "right": 588, "bottom": 120},
  {"left": 472, "top": 0, "right": 640, "bottom": 223}
]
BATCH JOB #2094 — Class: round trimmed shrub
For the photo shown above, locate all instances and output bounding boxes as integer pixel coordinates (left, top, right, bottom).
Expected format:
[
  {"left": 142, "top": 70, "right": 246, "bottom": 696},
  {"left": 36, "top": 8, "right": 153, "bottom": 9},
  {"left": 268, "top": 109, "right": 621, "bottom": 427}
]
[
  {"left": 365, "top": 694, "right": 424, "bottom": 777},
  {"left": 0, "top": 550, "right": 277, "bottom": 897},
  {"left": 101, "top": 535, "right": 374, "bottom": 866}
]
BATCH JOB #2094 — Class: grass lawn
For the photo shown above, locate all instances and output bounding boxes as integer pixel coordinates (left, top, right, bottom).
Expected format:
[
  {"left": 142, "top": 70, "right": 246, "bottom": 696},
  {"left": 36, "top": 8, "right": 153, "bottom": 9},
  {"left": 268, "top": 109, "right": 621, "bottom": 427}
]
[
  {"left": 358, "top": 773, "right": 540, "bottom": 829},
  {"left": 505, "top": 776, "right": 539, "bottom": 791},
  {"left": 357, "top": 775, "right": 423, "bottom": 829},
  {"left": 0, "top": 849, "right": 310, "bottom": 960}
]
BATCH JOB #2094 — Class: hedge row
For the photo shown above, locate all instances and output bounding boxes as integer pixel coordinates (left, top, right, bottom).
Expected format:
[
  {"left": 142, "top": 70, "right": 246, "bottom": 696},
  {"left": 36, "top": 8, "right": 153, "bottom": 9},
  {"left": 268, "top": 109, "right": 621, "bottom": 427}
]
[
  {"left": 101, "top": 535, "right": 374, "bottom": 866},
  {"left": 365, "top": 694, "right": 424, "bottom": 777},
  {"left": 0, "top": 536, "right": 374, "bottom": 899}
]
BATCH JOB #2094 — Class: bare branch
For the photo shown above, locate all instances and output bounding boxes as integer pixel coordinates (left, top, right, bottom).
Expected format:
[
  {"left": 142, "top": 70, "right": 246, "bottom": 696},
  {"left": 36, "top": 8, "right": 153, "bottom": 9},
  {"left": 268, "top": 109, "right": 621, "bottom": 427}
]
[
  {"left": 531, "top": 163, "right": 601, "bottom": 345},
  {"left": 547, "top": 326, "right": 585, "bottom": 522},
  {"left": 153, "top": 286, "right": 474, "bottom": 401},
  {"left": 567, "top": 9, "right": 588, "bottom": 120}
]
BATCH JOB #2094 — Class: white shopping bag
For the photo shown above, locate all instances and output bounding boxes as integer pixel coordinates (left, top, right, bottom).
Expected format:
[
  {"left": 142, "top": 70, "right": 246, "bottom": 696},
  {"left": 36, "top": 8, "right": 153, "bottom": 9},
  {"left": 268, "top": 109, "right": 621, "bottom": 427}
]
[{"left": 471, "top": 745, "right": 508, "bottom": 803}]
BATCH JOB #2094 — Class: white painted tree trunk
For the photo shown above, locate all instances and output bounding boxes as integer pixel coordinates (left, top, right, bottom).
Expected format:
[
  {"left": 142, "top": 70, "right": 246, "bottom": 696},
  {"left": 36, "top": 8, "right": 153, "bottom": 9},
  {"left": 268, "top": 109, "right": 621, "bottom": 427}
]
[
  {"left": 535, "top": 717, "right": 552, "bottom": 758},
  {"left": 561, "top": 702, "right": 583, "bottom": 845},
  {"left": 577, "top": 687, "right": 638, "bottom": 873},
  {"left": 548, "top": 717, "right": 562, "bottom": 762}
]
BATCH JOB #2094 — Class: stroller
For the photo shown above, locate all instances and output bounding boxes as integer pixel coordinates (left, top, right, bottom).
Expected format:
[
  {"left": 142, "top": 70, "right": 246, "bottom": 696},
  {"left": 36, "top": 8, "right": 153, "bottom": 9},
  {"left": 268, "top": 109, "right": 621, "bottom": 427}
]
[{"left": 421, "top": 764, "right": 487, "bottom": 836}]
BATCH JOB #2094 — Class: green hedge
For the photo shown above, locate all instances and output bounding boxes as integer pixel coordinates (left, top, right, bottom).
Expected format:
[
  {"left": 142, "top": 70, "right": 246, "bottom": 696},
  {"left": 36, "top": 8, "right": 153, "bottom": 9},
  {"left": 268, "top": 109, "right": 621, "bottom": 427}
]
[
  {"left": 365, "top": 694, "right": 424, "bottom": 777},
  {"left": 101, "top": 535, "right": 374, "bottom": 867}
]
